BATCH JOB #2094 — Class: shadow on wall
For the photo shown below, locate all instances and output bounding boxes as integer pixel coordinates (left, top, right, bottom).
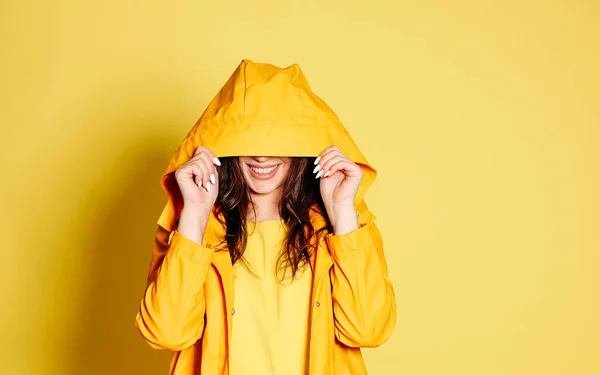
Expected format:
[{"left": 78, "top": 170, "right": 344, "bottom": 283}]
[{"left": 67, "top": 138, "right": 178, "bottom": 374}]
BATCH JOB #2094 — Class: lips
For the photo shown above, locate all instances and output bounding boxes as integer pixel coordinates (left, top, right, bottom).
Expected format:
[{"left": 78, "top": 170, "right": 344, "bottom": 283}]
[
  {"left": 247, "top": 164, "right": 280, "bottom": 180},
  {"left": 250, "top": 165, "right": 277, "bottom": 173}
]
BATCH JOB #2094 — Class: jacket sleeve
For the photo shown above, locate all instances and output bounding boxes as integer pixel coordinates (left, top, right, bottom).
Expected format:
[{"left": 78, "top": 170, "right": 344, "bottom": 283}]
[
  {"left": 134, "top": 225, "right": 215, "bottom": 351},
  {"left": 325, "top": 204, "right": 397, "bottom": 348}
]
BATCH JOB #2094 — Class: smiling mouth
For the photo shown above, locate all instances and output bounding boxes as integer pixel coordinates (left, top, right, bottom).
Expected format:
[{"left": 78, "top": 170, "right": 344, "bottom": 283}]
[
  {"left": 247, "top": 163, "right": 281, "bottom": 179},
  {"left": 249, "top": 164, "right": 279, "bottom": 174}
]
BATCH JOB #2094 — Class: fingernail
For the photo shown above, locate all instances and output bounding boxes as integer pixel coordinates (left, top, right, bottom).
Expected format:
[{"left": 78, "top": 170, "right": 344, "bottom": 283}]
[
  {"left": 324, "top": 170, "right": 330, "bottom": 177},
  {"left": 314, "top": 156, "right": 321, "bottom": 165},
  {"left": 315, "top": 170, "right": 324, "bottom": 178},
  {"left": 213, "top": 157, "right": 221, "bottom": 166},
  {"left": 206, "top": 182, "right": 211, "bottom": 192},
  {"left": 198, "top": 181, "right": 202, "bottom": 188},
  {"left": 210, "top": 174, "right": 216, "bottom": 184},
  {"left": 313, "top": 164, "right": 321, "bottom": 173}
]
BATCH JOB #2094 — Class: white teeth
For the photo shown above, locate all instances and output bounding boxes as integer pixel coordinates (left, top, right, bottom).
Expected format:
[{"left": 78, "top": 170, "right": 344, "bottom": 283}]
[{"left": 251, "top": 165, "right": 277, "bottom": 174}]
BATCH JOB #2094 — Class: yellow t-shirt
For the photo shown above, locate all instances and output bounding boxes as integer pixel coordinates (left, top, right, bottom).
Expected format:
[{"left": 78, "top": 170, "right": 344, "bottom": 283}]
[{"left": 229, "top": 219, "right": 313, "bottom": 375}]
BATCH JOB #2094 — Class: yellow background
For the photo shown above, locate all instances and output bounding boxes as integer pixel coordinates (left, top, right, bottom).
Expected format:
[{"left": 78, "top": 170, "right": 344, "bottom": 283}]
[{"left": 1, "top": 1, "right": 598, "bottom": 374}]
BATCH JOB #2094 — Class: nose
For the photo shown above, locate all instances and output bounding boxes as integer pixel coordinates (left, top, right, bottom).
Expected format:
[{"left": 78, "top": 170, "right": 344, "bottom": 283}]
[{"left": 251, "top": 156, "right": 269, "bottom": 163}]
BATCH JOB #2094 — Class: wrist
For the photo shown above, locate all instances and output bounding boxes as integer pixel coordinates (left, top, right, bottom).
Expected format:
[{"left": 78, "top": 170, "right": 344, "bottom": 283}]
[
  {"left": 182, "top": 203, "right": 211, "bottom": 220},
  {"left": 326, "top": 200, "right": 355, "bottom": 219},
  {"left": 178, "top": 205, "right": 211, "bottom": 243},
  {"left": 328, "top": 203, "right": 359, "bottom": 236}
]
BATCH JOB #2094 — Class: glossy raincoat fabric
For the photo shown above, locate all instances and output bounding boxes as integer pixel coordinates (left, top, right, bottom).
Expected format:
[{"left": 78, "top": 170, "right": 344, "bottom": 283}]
[{"left": 135, "top": 59, "right": 396, "bottom": 374}]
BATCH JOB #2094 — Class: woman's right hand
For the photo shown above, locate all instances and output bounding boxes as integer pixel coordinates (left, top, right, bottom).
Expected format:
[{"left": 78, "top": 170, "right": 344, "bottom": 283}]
[{"left": 174, "top": 146, "right": 221, "bottom": 213}]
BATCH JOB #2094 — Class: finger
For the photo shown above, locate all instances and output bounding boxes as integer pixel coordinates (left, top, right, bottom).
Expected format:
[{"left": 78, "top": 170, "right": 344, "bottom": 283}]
[
  {"left": 320, "top": 158, "right": 361, "bottom": 179},
  {"left": 193, "top": 157, "right": 212, "bottom": 192},
  {"left": 313, "top": 150, "right": 345, "bottom": 175},
  {"left": 193, "top": 146, "right": 221, "bottom": 166},
  {"left": 195, "top": 152, "right": 218, "bottom": 185},
  {"left": 313, "top": 145, "right": 341, "bottom": 166},
  {"left": 187, "top": 153, "right": 217, "bottom": 187},
  {"left": 182, "top": 157, "right": 209, "bottom": 192},
  {"left": 189, "top": 163, "right": 205, "bottom": 189},
  {"left": 177, "top": 162, "right": 204, "bottom": 189},
  {"left": 316, "top": 154, "right": 346, "bottom": 178}
]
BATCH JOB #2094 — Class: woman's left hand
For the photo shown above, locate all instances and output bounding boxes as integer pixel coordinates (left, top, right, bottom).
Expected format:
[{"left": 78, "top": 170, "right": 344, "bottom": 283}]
[{"left": 314, "top": 146, "right": 363, "bottom": 231}]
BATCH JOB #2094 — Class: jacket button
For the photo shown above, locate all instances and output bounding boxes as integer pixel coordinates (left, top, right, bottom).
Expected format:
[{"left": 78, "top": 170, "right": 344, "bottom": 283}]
[
  {"left": 316, "top": 301, "right": 320, "bottom": 307},
  {"left": 232, "top": 308, "right": 236, "bottom": 315}
]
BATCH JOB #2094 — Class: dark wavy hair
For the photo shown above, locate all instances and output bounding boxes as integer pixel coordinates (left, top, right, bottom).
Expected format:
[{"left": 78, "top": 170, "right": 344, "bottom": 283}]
[{"left": 213, "top": 157, "right": 332, "bottom": 278}]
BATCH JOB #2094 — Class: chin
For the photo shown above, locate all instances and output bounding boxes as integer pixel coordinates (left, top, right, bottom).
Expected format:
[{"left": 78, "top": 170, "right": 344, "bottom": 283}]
[{"left": 250, "top": 185, "right": 281, "bottom": 195}]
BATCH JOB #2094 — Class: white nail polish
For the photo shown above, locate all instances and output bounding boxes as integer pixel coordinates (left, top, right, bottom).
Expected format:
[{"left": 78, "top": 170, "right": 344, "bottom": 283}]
[
  {"left": 210, "top": 174, "right": 216, "bottom": 184},
  {"left": 213, "top": 157, "right": 221, "bottom": 166},
  {"left": 198, "top": 181, "right": 202, "bottom": 188},
  {"left": 314, "top": 156, "right": 321, "bottom": 165},
  {"left": 316, "top": 170, "right": 323, "bottom": 178},
  {"left": 206, "top": 182, "right": 211, "bottom": 192},
  {"left": 324, "top": 170, "right": 330, "bottom": 177},
  {"left": 313, "top": 164, "right": 321, "bottom": 173}
]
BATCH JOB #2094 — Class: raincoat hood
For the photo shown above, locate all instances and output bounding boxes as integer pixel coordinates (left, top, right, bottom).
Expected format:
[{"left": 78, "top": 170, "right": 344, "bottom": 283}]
[{"left": 157, "top": 59, "right": 376, "bottom": 238}]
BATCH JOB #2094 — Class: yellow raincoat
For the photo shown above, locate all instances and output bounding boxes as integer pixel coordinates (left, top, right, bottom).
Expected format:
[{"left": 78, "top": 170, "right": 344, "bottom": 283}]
[{"left": 135, "top": 59, "right": 396, "bottom": 374}]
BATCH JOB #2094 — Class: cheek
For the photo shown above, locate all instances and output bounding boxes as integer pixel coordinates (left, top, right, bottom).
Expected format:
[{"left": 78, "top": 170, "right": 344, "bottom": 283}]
[
  {"left": 240, "top": 165, "right": 252, "bottom": 185},
  {"left": 278, "top": 164, "right": 292, "bottom": 182}
]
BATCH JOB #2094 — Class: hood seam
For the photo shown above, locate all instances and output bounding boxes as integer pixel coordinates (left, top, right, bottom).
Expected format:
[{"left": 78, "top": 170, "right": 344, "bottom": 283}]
[{"left": 242, "top": 60, "right": 247, "bottom": 125}]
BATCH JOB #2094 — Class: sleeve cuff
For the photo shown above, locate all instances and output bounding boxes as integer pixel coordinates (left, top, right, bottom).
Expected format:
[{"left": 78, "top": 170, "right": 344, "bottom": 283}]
[
  {"left": 325, "top": 222, "right": 378, "bottom": 261},
  {"left": 168, "top": 230, "right": 216, "bottom": 265}
]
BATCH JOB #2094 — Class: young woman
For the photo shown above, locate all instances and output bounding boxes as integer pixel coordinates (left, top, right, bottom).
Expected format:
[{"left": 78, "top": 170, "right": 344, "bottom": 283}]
[{"left": 135, "top": 60, "right": 396, "bottom": 375}]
